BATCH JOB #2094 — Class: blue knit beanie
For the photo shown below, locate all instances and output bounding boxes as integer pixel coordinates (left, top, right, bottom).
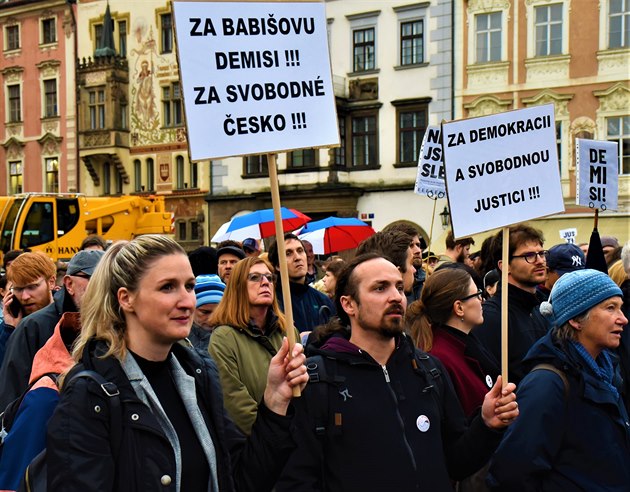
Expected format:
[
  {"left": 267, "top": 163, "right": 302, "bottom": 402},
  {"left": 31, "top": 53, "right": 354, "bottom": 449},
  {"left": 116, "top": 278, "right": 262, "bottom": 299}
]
[
  {"left": 195, "top": 274, "right": 225, "bottom": 308},
  {"left": 539, "top": 269, "right": 622, "bottom": 326}
]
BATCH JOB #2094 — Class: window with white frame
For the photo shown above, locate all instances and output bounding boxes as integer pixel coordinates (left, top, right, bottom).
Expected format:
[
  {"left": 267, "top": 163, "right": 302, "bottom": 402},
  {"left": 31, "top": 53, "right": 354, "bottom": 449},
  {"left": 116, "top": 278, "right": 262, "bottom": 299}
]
[
  {"left": 8, "top": 161, "right": 22, "bottom": 194},
  {"left": 5, "top": 25, "right": 19, "bottom": 51},
  {"left": 89, "top": 89, "right": 105, "bottom": 129},
  {"left": 400, "top": 20, "right": 423, "bottom": 65},
  {"left": 396, "top": 103, "right": 427, "bottom": 165},
  {"left": 7, "top": 84, "right": 21, "bottom": 122},
  {"left": 162, "top": 82, "right": 183, "bottom": 127},
  {"left": 243, "top": 155, "right": 268, "bottom": 176},
  {"left": 43, "top": 79, "right": 57, "bottom": 118},
  {"left": 45, "top": 157, "right": 59, "bottom": 193},
  {"left": 351, "top": 114, "right": 377, "bottom": 167},
  {"left": 607, "top": 115, "right": 630, "bottom": 174},
  {"left": 476, "top": 12, "right": 502, "bottom": 63},
  {"left": 41, "top": 18, "right": 56, "bottom": 44},
  {"left": 535, "top": 3, "right": 563, "bottom": 56},
  {"left": 609, "top": 0, "right": 629, "bottom": 48}
]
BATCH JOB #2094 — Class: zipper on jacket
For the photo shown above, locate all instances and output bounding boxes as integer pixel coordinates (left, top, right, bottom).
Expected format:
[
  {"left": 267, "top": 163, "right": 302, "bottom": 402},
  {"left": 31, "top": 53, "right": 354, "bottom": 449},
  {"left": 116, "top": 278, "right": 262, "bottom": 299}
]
[{"left": 381, "top": 364, "right": 391, "bottom": 383}]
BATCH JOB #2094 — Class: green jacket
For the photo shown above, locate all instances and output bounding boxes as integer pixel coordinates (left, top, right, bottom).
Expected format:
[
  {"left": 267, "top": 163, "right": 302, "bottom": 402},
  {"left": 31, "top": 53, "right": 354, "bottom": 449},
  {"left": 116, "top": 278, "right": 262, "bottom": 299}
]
[{"left": 209, "top": 317, "right": 298, "bottom": 435}]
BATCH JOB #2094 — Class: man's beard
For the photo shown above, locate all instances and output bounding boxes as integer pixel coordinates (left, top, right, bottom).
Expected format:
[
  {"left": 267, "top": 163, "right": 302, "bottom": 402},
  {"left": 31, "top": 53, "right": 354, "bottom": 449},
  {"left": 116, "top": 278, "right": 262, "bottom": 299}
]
[{"left": 357, "top": 304, "right": 405, "bottom": 340}]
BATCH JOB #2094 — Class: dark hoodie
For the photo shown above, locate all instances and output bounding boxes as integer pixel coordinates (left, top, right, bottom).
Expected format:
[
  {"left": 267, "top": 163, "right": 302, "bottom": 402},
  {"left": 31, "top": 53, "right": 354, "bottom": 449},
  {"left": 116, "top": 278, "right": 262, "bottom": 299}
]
[
  {"left": 277, "top": 332, "right": 504, "bottom": 492},
  {"left": 488, "top": 331, "right": 630, "bottom": 491}
]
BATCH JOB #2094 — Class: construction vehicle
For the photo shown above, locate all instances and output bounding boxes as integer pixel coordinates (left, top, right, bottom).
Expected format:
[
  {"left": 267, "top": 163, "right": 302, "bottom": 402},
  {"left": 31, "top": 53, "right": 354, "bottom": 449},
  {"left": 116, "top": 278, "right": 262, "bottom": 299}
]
[{"left": 0, "top": 193, "right": 173, "bottom": 262}]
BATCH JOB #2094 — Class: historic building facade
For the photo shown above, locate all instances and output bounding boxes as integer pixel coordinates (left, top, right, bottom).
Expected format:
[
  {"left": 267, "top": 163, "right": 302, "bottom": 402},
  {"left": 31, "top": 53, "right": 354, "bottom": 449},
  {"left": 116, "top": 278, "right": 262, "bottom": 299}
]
[
  {"left": 0, "top": 0, "right": 76, "bottom": 194},
  {"left": 456, "top": 0, "right": 629, "bottom": 243}
]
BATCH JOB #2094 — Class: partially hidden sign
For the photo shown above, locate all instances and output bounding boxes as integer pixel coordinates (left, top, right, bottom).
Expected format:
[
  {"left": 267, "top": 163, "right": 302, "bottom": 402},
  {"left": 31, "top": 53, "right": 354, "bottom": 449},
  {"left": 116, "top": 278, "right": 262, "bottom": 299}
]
[
  {"left": 173, "top": 1, "right": 339, "bottom": 160},
  {"left": 414, "top": 126, "right": 445, "bottom": 198},
  {"left": 442, "top": 104, "right": 564, "bottom": 238},
  {"left": 575, "top": 138, "right": 619, "bottom": 211}
]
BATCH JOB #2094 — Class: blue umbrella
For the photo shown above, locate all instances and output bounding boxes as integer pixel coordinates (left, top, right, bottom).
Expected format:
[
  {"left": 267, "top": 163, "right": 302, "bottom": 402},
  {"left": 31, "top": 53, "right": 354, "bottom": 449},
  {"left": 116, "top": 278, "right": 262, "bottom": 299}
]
[
  {"left": 298, "top": 217, "right": 375, "bottom": 254},
  {"left": 299, "top": 217, "right": 370, "bottom": 233},
  {"left": 226, "top": 207, "right": 311, "bottom": 238}
]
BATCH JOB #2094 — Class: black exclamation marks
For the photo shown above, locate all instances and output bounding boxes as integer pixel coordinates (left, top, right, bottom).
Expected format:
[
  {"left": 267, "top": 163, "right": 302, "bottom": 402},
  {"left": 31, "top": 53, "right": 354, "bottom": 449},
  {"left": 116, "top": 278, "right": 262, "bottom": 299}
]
[
  {"left": 528, "top": 186, "right": 540, "bottom": 200},
  {"left": 291, "top": 112, "right": 307, "bottom": 129},
  {"left": 285, "top": 50, "right": 300, "bottom": 66}
]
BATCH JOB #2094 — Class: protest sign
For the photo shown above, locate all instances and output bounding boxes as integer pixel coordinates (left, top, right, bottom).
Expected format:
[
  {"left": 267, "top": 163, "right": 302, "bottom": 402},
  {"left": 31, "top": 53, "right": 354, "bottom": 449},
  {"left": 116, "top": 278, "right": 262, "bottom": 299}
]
[
  {"left": 441, "top": 104, "right": 564, "bottom": 238},
  {"left": 575, "top": 139, "right": 619, "bottom": 211},
  {"left": 414, "top": 126, "right": 446, "bottom": 198},
  {"left": 173, "top": 1, "right": 339, "bottom": 160},
  {"left": 559, "top": 228, "right": 577, "bottom": 244}
]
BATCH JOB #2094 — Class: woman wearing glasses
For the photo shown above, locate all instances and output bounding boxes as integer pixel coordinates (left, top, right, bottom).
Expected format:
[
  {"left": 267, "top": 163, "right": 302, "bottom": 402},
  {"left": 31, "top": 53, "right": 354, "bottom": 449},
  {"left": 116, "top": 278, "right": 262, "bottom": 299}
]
[{"left": 209, "top": 257, "right": 300, "bottom": 435}]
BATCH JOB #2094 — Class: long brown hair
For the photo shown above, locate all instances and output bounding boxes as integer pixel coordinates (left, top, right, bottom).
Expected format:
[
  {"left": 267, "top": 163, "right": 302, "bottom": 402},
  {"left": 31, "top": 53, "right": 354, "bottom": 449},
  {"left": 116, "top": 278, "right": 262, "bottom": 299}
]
[
  {"left": 210, "top": 256, "right": 287, "bottom": 331},
  {"left": 406, "top": 268, "right": 471, "bottom": 351}
]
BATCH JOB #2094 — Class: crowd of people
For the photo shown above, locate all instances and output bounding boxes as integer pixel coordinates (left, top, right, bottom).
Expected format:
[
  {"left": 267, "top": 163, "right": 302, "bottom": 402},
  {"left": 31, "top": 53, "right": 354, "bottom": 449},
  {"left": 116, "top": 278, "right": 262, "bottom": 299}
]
[{"left": 0, "top": 223, "right": 627, "bottom": 491}]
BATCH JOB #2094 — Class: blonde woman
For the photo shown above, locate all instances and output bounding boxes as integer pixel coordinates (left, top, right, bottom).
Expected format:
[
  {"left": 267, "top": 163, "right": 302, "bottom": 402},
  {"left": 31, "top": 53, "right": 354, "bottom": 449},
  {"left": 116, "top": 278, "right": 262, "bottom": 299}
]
[{"left": 46, "top": 235, "right": 307, "bottom": 492}]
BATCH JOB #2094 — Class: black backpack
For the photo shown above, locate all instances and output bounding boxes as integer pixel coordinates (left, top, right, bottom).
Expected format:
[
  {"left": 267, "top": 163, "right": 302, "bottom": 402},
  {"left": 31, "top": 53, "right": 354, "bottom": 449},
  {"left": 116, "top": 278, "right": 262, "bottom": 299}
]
[{"left": 17, "top": 370, "right": 123, "bottom": 492}]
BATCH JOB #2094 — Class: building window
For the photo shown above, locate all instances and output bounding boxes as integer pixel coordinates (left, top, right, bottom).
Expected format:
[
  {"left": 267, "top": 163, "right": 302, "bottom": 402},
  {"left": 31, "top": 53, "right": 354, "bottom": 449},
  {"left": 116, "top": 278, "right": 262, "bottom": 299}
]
[
  {"left": 94, "top": 24, "right": 103, "bottom": 51},
  {"left": 535, "top": 4, "right": 563, "bottom": 56},
  {"left": 9, "top": 161, "right": 23, "bottom": 194},
  {"left": 89, "top": 89, "right": 105, "bottom": 129},
  {"left": 243, "top": 155, "right": 268, "bottom": 176},
  {"left": 45, "top": 157, "right": 59, "bottom": 193},
  {"left": 176, "top": 155, "right": 185, "bottom": 189},
  {"left": 115, "top": 171, "right": 123, "bottom": 195},
  {"left": 353, "top": 28, "right": 375, "bottom": 72},
  {"left": 5, "top": 25, "right": 19, "bottom": 51},
  {"left": 120, "top": 103, "right": 128, "bottom": 129},
  {"left": 162, "top": 82, "right": 182, "bottom": 127},
  {"left": 190, "top": 220, "right": 199, "bottom": 241},
  {"left": 42, "top": 18, "right": 56, "bottom": 44},
  {"left": 334, "top": 115, "right": 347, "bottom": 167},
  {"left": 476, "top": 12, "right": 502, "bottom": 63},
  {"left": 351, "top": 114, "right": 377, "bottom": 167},
  {"left": 609, "top": 0, "right": 629, "bottom": 48},
  {"left": 400, "top": 20, "right": 423, "bottom": 65},
  {"left": 397, "top": 106, "right": 427, "bottom": 165},
  {"left": 607, "top": 115, "right": 630, "bottom": 175},
  {"left": 103, "top": 162, "right": 111, "bottom": 195},
  {"left": 190, "top": 161, "right": 198, "bottom": 188},
  {"left": 178, "top": 221, "right": 187, "bottom": 240},
  {"left": 7, "top": 84, "right": 21, "bottom": 122},
  {"left": 118, "top": 20, "right": 127, "bottom": 57},
  {"left": 43, "top": 79, "right": 57, "bottom": 118},
  {"left": 134, "top": 159, "right": 142, "bottom": 192},
  {"left": 288, "top": 149, "right": 317, "bottom": 168},
  {"left": 146, "top": 158, "right": 155, "bottom": 191},
  {"left": 161, "top": 13, "right": 173, "bottom": 54}
]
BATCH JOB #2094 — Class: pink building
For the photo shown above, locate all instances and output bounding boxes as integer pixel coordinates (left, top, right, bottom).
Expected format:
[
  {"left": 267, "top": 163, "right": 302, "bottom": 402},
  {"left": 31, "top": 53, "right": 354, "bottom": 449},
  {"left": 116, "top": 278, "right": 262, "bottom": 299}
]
[{"left": 0, "top": 0, "right": 77, "bottom": 195}]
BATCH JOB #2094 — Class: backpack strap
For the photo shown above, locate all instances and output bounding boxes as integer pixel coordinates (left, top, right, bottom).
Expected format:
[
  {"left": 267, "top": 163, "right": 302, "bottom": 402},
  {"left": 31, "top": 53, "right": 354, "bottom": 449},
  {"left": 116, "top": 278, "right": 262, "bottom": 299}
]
[
  {"left": 531, "top": 363, "right": 570, "bottom": 400},
  {"left": 412, "top": 352, "right": 445, "bottom": 419},
  {"left": 65, "top": 370, "right": 123, "bottom": 456},
  {"left": 0, "top": 372, "right": 60, "bottom": 443}
]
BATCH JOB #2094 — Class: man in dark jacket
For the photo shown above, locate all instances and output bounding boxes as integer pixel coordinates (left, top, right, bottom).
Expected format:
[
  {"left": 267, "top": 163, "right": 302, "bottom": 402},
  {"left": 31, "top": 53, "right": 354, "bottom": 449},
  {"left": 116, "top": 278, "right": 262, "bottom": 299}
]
[
  {"left": 268, "top": 233, "right": 334, "bottom": 333},
  {"left": 475, "top": 224, "right": 550, "bottom": 385},
  {"left": 0, "top": 249, "right": 104, "bottom": 408},
  {"left": 276, "top": 254, "right": 518, "bottom": 492}
]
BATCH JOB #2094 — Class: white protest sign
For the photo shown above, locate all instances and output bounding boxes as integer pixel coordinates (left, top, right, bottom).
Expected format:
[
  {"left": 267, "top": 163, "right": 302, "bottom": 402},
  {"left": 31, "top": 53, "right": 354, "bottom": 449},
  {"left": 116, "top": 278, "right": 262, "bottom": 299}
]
[
  {"left": 173, "top": 1, "right": 339, "bottom": 160},
  {"left": 442, "top": 104, "right": 564, "bottom": 238},
  {"left": 575, "top": 139, "right": 618, "bottom": 211},
  {"left": 414, "top": 126, "right": 445, "bottom": 198},
  {"left": 559, "top": 228, "right": 577, "bottom": 244}
]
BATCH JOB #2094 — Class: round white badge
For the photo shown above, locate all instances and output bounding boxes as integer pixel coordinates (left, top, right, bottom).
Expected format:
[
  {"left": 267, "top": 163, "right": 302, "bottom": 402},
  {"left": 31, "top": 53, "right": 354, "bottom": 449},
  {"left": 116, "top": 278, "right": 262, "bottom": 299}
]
[
  {"left": 486, "top": 375, "right": 493, "bottom": 388},
  {"left": 416, "top": 415, "right": 430, "bottom": 432}
]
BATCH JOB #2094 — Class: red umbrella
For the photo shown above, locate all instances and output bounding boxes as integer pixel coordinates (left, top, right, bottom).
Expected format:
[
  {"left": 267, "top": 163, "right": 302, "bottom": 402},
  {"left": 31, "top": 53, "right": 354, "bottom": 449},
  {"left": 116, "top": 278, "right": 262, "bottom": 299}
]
[{"left": 298, "top": 217, "right": 375, "bottom": 254}]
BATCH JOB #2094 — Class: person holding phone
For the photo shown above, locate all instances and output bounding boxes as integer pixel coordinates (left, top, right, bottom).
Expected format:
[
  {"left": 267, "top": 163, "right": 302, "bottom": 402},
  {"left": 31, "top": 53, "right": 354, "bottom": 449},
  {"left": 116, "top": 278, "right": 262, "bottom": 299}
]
[{"left": 0, "top": 252, "right": 56, "bottom": 365}]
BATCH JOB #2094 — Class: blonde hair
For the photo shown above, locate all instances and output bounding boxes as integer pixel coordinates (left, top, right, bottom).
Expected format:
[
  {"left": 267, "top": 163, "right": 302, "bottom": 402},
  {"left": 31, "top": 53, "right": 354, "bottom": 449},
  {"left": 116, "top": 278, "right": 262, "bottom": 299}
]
[
  {"left": 210, "top": 256, "right": 287, "bottom": 332},
  {"left": 73, "top": 235, "right": 186, "bottom": 361},
  {"left": 608, "top": 259, "right": 628, "bottom": 288}
]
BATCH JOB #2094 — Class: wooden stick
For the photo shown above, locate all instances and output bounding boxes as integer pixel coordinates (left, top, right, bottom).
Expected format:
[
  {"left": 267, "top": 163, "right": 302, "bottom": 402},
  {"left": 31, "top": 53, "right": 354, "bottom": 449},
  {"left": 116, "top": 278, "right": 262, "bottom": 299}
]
[
  {"left": 500, "top": 226, "right": 509, "bottom": 388},
  {"left": 267, "top": 153, "right": 300, "bottom": 397},
  {"left": 425, "top": 198, "right": 438, "bottom": 277},
  {"left": 593, "top": 208, "right": 599, "bottom": 230}
]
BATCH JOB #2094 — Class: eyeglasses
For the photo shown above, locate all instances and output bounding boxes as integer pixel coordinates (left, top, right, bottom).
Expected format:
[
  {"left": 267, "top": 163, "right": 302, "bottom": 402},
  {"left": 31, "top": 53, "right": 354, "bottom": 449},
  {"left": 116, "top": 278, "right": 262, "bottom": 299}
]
[
  {"left": 247, "top": 273, "right": 274, "bottom": 284},
  {"left": 510, "top": 250, "right": 549, "bottom": 264},
  {"left": 459, "top": 289, "right": 483, "bottom": 302}
]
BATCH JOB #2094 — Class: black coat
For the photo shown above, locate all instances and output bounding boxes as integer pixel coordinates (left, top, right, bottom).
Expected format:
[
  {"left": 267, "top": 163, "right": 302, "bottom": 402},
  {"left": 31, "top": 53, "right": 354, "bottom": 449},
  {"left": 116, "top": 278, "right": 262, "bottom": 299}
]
[
  {"left": 277, "top": 334, "right": 504, "bottom": 492},
  {"left": 46, "top": 339, "right": 295, "bottom": 492}
]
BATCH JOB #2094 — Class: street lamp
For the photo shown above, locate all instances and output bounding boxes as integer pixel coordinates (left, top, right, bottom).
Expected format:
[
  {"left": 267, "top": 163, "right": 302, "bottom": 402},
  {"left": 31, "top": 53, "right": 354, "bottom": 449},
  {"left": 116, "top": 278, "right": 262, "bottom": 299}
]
[{"left": 439, "top": 206, "right": 450, "bottom": 229}]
